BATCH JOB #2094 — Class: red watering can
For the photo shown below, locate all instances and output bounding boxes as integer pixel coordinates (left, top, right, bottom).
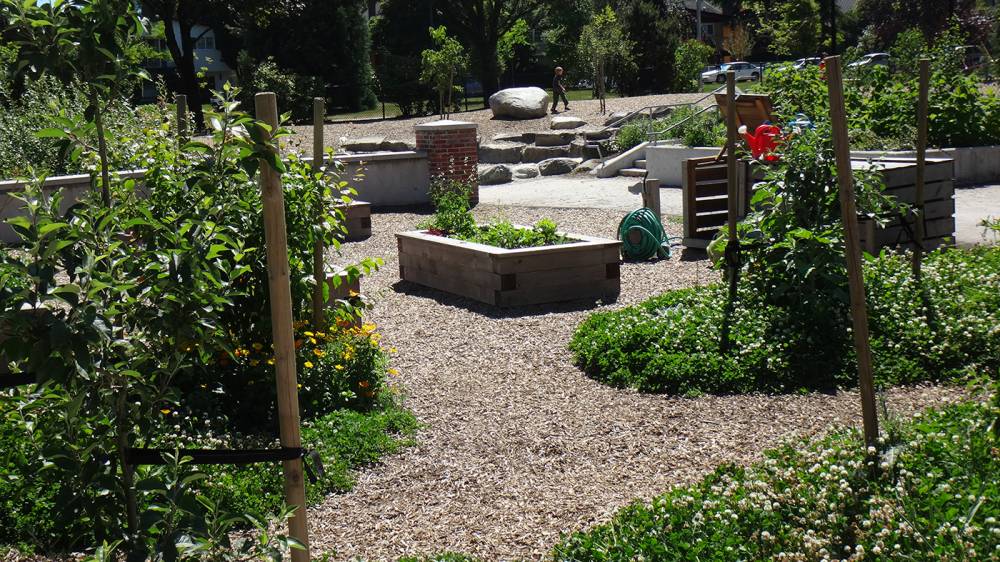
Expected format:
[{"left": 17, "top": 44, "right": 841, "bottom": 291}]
[{"left": 739, "top": 123, "right": 782, "bottom": 162}]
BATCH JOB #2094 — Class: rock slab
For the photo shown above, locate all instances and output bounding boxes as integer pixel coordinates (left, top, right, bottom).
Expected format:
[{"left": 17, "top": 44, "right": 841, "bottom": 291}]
[
  {"left": 489, "top": 87, "right": 549, "bottom": 120},
  {"left": 534, "top": 132, "right": 577, "bottom": 147},
  {"left": 479, "top": 164, "right": 513, "bottom": 185},
  {"left": 522, "top": 145, "right": 570, "bottom": 163},
  {"left": 550, "top": 115, "right": 586, "bottom": 130},
  {"left": 479, "top": 142, "right": 525, "bottom": 164},
  {"left": 513, "top": 165, "right": 539, "bottom": 179},
  {"left": 538, "top": 158, "right": 579, "bottom": 176}
]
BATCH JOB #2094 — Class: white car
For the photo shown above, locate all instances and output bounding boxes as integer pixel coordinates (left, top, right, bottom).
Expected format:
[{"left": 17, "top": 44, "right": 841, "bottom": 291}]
[
  {"left": 701, "top": 62, "right": 760, "bottom": 83},
  {"left": 848, "top": 53, "right": 890, "bottom": 69}
]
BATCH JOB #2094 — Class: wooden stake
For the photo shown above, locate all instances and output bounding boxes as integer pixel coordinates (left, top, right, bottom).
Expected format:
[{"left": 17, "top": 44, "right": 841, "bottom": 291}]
[
  {"left": 642, "top": 178, "right": 661, "bottom": 222},
  {"left": 254, "top": 92, "right": 311, "bottom": 561},
  {"left": 176, "top": 94, "right": 188, "bottom": 144},
  {"left": 311, "top": 97, "right": 326, "bottom": 329},
  {"left": 720, "top": 70, "right": 740, "bottom": 352},
  {"left": 913, "top": 58, "right": 930, "bottom": 279},
  {"left": 824, "top": 56, "right": 880, "bottom": 451}
]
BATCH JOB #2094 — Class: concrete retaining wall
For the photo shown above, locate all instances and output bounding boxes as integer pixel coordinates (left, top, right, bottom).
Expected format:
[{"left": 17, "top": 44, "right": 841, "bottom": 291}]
[
  {"left": 645, "top": 143, "right": 1000, "bottom": 187},
  {"left": 0, "top": 151, "right": 430, "bottom": 244}
]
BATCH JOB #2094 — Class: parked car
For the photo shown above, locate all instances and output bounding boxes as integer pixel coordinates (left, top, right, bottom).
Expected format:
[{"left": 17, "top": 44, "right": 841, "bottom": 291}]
[
  {"left": 701, "top": 62, "right": 760, "bottom": 83},
  {"left": 793, "top": 57, "right": 821, "bottom": 70},
  {"left": 848, "top": 52, "right": 890, "bottom": 69}
]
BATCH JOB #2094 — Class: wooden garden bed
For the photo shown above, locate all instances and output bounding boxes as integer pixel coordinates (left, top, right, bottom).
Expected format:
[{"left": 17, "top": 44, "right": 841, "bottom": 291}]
[
  {"left": 337, "top": 201, "right": 372, "bottom": 241},
  {"left": 396, "top": 229, "right": 622, "bottom": 307}
]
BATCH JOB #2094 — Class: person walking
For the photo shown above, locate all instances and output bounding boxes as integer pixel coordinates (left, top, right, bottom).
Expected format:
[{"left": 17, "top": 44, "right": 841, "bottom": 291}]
[{"left": 551, "top": 66, "right": 570, "bottom": 113}]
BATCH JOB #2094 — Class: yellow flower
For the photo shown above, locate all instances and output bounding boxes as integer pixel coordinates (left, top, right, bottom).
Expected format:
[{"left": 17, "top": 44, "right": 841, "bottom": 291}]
[
  {"left": 389, "top": 347, "right": 398, "bottom": 354},
  {"left": 303, "top": 331, "right": 315, "bottom": 337},
  {"left": 304, "top": 361, "right": 314, "bottom": 368},
  {"left": 297, "top": 383, "right": 302, "bottom": 389},
  {"left": 160, "top": 408, "right": 171, "bottom": 415},
  {"left": 334, "top": 364, "right": 344, "bottom": 371},
  {"left": 313, "top": 348, "right": 326, "bottom": 358},
  {"left": 362, "top": 323, "right": 376, "bottom": 334},
  {"left": 309, "top": 337, "right": 317, "bottom": 345},
  {"left": 387, "top": 368, "right": 399, "bottom": 376},
  {"left": 267, "top": 358, "right": 275, "bottom": 366},
  {"left": 250, "top": 359, "right": 260, "bottom": 366}
]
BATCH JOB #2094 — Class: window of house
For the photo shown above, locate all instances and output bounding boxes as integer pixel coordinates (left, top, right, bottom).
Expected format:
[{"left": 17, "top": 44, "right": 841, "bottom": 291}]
[
  {"left": 194, "top": 35, "right": 215, "bottom": 50},
  {"left": 700, "top": 23, "right": 715, "bottom": 38}
]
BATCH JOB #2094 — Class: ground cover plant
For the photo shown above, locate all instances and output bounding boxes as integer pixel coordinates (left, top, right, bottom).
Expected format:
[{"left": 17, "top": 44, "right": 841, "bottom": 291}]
[
  {"left": 0, "top": 43, "right": 404, "bottom": 561},
  {"left": 571, "top": 127, "right": 999, "bottom": 396},
  {"left": 553, "top": 388, "right": 1000, "bottom": 561},
  {"left": 420, "top": 177, "right": 571, "bottom": 249},
  {"left": 613, "top": 105, "right": 727, "bottom": 152}
]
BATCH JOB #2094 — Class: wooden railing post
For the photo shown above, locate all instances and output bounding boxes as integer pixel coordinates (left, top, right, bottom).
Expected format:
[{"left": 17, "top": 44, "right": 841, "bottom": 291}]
[
  {"left": 176, "top": 94, "right": 188, "bottom": 144},
  {"left": 913, "top": 58, "right": 930, "bottom": 279},
  {"left": 254, "top": 92, "right": 311, "bottom": 561}
]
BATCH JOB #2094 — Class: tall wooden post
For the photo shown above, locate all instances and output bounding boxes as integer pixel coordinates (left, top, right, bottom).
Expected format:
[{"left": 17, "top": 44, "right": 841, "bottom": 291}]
[
  {"left": 825, "top": 56, "right": 880, "bottom": 452},
  {"left": 176, "top": 94, "right": 188, "bottom": 144},
  {"left": 642, "top": 178, "right": 661, "bottom": 223},
  {"left": 311, "top": 97, "right": 326, "bottom": 329},
  {"left": 913, "top": 58, "right": 930, "bottom": 279},
  {"left": 254, "top": 92, "right": 311, "bottom": 561},
  {"left": 721, "top": 70, "right": 740, "bottom": 352}
]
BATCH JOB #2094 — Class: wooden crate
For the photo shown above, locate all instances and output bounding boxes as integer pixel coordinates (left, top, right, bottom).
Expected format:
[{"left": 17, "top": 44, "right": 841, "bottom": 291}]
[
  {"left": 682, "top": 156, "right": 955, "bottom": 252},
  {"left": 335, "top": 201, "right": 372, "bottom": 241},
  {"left": 396, "top": 229, "right": 621, "bottom": 307}
]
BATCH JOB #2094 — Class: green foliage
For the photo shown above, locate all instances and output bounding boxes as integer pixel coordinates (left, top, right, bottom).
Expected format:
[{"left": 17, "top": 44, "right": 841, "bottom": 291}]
[
  {"left": 553, "top": 395, "right": 1000, "bottom": 560},
  {"left": 237, "top": 53, "right": 325, "bottom": 122},
  {"left": 370, "top": 0, "right": 438, "bottom": 117},
  {"left": 614, "top": 106, "right": 726, "bottom": 152},
  {"left": 571, "top": 244, "right": 1000, "bottom": 396},
  {"left": 673, "top": 39, "right": 715, "bottom": 93},
  {"left": 577, "top": 6, "right": 636, "bottom": 100},
  {"left": 497, "top": 18, "right": 531, "bottom": 74},
  {"left": 615, "top": 0, "right": 687, "bottom": 95},
  {"left": 420, "top": 26, "right": 469, "bottom": 116},
  {"left": 468, "top": 218, "right": 571, "bottom": 250},
  {"left": 541, "top": 0, "right": 594, "bottom": 72},
  {"left": 748, "top": 0, "right": 821, "bottom": 58}
]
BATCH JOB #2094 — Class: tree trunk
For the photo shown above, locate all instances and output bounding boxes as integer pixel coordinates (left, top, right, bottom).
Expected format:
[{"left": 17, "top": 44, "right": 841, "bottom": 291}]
[
  {"left": 89, "top": 86, "right": 112, "bottom": 207},
  {"left": 159, "top": 2, "right": 206, "bottom": 130}
]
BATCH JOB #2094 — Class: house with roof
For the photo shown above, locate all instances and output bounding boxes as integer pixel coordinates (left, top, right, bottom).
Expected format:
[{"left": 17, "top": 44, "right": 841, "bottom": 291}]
[{"left": 141, "top": 22, "right": 234, "bottom": 102}]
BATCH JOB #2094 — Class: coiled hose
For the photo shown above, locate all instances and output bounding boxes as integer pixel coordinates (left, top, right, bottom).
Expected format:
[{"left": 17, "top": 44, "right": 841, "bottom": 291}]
[{"left": 617, "top": 208, "right": 672, "bottom": 260}]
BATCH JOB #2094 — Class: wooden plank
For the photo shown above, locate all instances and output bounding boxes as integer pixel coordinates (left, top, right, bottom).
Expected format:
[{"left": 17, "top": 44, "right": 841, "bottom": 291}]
[
  {"left": 695, "top": 196, "right": 729, "bottom": 213},
  {"left": 877, "top": 159, "right": 953, "bottom": 188},
  {"left": 873, "top": 217, "right": 955, "bottom": 246},
  {"left": 496, "top": 279, "right": 619, "bottom": 307},
  {"left": 682, "top": 237, "right": 711, "bottom": 249},
  {"left": 695, "top": 212, "right": 728, "bottom": 228},
  {"left": 399, "top": 261, "right": 498, "bottom": 304},
  {"left": 513, "top": 263, "right": 611, "bottom": 290},
  {"left": 694, "top": 163, "right": 729, "bottom": 182},
  {"left": 683, "top": 158, "right": 698, "bottom": 240},
  {"left": 398, "top": 253, "right": 502, "bottom": 289},
  {"left": 397, "top": 235, "right": 494, "bottom": 270},
  {"left": 883, "top": 180, "right": 953, "bottom": 205},
  {"left": 492, "top": 245, "right": 620, "bottom": 274},
  {"left": 695, "top": 180, "right": 729, "bottom": 198}
]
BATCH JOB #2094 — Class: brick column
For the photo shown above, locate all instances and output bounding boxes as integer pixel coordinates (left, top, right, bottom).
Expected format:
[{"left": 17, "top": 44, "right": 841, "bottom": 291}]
[{"left": 414, "top": 120, "right": 479, "bottom": 205}]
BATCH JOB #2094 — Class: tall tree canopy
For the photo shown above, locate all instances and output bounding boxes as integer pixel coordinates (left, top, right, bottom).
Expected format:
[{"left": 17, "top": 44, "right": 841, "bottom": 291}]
[{"left": 616, "top": 0, "right": 690, "bottom": 95}]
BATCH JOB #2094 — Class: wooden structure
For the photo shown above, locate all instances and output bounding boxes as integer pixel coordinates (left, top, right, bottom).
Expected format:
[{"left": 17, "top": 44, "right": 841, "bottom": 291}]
[
  {"left": 714, "top": 93, "right": 775, "bottom": 131},
  {"left": 681, "top": 156, "right": 955, "bottom": 252},
  {"left": 337, "top": 201, "right": 373, "bottom": 241},
  {"left": 397, "top": 230, "right": 621, "bottom": 307}
]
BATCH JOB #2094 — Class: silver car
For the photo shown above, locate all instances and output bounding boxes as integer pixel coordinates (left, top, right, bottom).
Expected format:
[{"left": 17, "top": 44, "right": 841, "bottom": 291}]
[
  {"left": 701, "top": 62, "right": 760, "bottom": 83},
  {"left": 848, "top": 53, "right": 890, "bottom": 69}
]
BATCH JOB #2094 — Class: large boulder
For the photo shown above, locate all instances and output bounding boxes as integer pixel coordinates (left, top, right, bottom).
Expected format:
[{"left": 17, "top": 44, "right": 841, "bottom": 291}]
[
  {"left": 479, "top": 164, "right": 513, "bottom": 185},
  {"left": 489, "top": 87, "right": 549, "bottom": 119},
  {"left": 538, "top": 158, "right": 580, "bottom": 176},
  {"left": 550, "top": 115, "right": 586, "bottom": 130},
  {"left": 534, "top": 131, "right": 577, "bottom": 147},
  {"left": 603, "top": 111, "right": 630, "bottom": 126},
  {"left": 478, "top": 142, "right": 524, "bottom": 164}
]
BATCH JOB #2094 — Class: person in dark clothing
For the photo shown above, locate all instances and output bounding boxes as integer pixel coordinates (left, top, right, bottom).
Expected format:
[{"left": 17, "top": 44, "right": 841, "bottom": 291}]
[{"left": 551, "top": 66, "right": 570, "bottom": 113}]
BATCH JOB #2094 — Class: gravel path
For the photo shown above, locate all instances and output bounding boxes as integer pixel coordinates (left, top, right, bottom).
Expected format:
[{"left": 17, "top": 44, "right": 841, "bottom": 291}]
[
  {"left": 309, "top": 205, "right": 969, "bottom": 561},
  {"left": 285, "top": 92, "right": 711, "bottom": 156}
]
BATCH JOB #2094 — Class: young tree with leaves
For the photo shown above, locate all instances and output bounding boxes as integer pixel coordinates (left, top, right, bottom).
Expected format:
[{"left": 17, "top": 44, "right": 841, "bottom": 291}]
[
  {"left": 421, "top": 26, "right": 469, "bottom": 119},
  {"left": 723, "top": 25, "right": 755, "bottom": 61},
  {"left": 2, "top": 0, "right": 149, "bottom": 207},
  {"left": 577, "top": 6, "right": 635, "bottom": 114}
]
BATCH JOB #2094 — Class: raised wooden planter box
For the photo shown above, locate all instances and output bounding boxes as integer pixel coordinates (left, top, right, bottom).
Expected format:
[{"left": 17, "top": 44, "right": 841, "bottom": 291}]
[
  {"left": 396, "top": 229, "right": 622, "bottom": 307},
  {"left": 336, "top": 201, "right": 372, "bottom": 241}
]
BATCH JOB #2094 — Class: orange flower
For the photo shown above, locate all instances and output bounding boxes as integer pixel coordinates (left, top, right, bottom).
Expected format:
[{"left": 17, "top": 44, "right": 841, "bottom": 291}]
[{"left": 358, "top": 380, "right": 370, "bottom": 388}]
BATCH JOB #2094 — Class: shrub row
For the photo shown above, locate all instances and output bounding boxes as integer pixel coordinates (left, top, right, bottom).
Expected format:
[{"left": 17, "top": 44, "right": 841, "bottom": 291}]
[{"left": 570, "top": 246, "right": 1000, "bottom": 396}]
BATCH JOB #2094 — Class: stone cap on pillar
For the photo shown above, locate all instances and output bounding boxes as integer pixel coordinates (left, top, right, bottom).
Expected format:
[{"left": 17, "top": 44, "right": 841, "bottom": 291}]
[{"left": 414, "top": 120, "right": 477, "bottom": 132}]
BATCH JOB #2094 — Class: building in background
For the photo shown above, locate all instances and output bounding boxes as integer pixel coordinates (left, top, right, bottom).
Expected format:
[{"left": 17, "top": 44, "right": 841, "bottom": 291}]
[{"left": 141, "top": 22, "right": 234, "bottom": 102}]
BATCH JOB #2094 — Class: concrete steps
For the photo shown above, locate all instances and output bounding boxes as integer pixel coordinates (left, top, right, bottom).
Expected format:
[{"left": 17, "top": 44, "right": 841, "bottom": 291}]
[{"left": 619, "top": 167, "right": 647, "bottom": 178}]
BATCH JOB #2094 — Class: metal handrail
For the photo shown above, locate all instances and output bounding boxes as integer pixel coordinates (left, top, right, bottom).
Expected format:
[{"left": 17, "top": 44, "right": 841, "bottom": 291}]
[
  {"left": 596, "top": 85, "right": 729, "bottom": 134},
  {"left": 646, "top": 103, "right": 720, "bottom": 145}
]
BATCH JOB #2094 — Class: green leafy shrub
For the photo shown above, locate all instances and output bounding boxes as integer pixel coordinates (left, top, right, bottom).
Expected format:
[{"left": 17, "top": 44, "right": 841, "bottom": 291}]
[
  {"left": 673, "top": 39, "right": 714, "bottom": 93},
  {"left": 237, "top": 52, "right": 325, "bottom": 122},
  {"left": 613, "top": 105, "right": 727, "bottom": 152},
  {"left": 571, "top": 245, "right": 1000, "bottom": 395},
  {"left": 553, "top": 395, "right": 1000, "bottom": 560}
]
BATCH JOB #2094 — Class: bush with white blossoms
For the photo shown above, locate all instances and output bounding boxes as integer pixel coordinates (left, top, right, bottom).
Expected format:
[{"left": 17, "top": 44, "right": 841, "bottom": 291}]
[
  {"left": 571, "top": 246, "right": 1000, "bottom": 395},
  {"left": 553, "top": 390, "right": 1000, "bottom": 561}
]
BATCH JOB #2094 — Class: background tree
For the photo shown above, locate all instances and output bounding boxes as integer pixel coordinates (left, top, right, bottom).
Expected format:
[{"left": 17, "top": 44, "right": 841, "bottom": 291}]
[
  {"left": 436, "top": 0, "right": 536, "bottom": 106},
  {"left": 421, "top": 26, "right": 469, "bottom": 119},
  {"left": 541, "top": 0, "right": 594, "bottom": 77},
  {"left": 577, "top": 5, "right": 635, "bottom": 113},
  {"left": 723, "top": 24, "right": 755, "bottom": 61},
  {"left": 370, "top": 0, "right": 437, "bottom": 117},
  {"left": 616, "top": 0, "right": 690, "bottom": 96},
  {"left": 673, "top": 38, "right": 715, "bottom": 92},
  {"left": 749, "top": 0, "right": 821, "bottom": 58},
  {"left": 853, "top": 0, "right": 983, "bottom": 50},
  {"left": 497, "top": 18, "right": 533, "bottom": 86}
]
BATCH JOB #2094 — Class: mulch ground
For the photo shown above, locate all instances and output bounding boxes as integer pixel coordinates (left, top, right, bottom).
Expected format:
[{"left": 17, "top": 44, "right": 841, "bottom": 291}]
[{"left": 307, "top": 205, "right": 969, "bottom": 561}]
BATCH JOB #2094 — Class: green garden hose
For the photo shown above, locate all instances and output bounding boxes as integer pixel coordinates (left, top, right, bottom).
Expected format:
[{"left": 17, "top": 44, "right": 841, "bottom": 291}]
[{"left": 617, "top": 208, "right": 673, "bottom": 260}]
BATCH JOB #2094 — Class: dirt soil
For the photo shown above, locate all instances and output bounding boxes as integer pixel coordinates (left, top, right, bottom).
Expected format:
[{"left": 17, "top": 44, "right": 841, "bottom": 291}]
[
  {"left": 307, "top": 204, "right": 970, "bottom": 561},
  {"left": 284, "top": 92, "right": 711, "bottom": 156}
]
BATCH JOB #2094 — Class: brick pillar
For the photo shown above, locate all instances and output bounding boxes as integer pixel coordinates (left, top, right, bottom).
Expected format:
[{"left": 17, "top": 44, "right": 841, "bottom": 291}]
[{"left": 414, "top": 120, "right": 479, "bottom": 205}]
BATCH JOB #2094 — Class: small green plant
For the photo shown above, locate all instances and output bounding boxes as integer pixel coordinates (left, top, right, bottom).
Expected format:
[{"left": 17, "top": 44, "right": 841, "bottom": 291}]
[
  {"left": 421, "top": 176, "right": 478, "bottom": 238},
  {"left": 420, "top": 26, "right": 468, "bottom": 118}
]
